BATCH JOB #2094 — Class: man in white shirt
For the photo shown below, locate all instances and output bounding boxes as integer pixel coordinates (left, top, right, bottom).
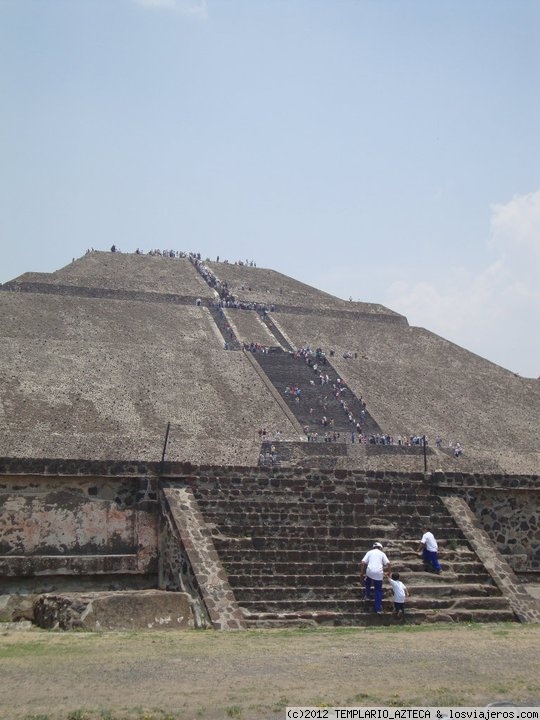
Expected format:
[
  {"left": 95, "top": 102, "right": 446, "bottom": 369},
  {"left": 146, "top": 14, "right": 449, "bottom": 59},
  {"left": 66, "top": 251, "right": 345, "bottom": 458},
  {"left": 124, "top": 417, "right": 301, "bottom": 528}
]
[
  {"left": 417, "top": 528, "right": 442, "bottom": 573},
  {"left": 360, "top": 542, "right": 391, "bottom": 614}
]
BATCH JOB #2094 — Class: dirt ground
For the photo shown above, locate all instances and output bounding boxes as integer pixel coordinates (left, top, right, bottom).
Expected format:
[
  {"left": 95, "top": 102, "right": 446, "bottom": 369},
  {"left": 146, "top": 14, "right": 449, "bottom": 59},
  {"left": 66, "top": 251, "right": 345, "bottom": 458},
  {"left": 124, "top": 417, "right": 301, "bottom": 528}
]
[{"left": 1, "top": 622, "right": 539, "bottom": 720}]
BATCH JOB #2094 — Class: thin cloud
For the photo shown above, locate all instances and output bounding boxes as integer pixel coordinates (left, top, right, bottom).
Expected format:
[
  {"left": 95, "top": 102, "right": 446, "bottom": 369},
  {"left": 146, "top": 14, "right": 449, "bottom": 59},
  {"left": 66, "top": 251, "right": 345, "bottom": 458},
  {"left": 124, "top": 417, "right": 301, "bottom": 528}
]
[
  {"left": 489, "top": 190, "right": 540, "bottom": 283},
  {"left": 134, "top": 0, "right": 208, "bottom": 19},
  {"left": 136, "top": 0, "right": 177, "bottom": 7},
  {"left": 384, "top": 190, "right": 540, "bottom": 377}
]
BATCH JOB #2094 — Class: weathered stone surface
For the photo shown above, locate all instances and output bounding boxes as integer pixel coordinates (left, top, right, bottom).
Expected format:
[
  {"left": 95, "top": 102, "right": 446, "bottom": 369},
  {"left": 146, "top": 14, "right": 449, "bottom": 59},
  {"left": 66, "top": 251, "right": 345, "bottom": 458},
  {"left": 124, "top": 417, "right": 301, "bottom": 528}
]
[
  {"left": 0, "top": 475, "right": 159, "bottom": 576},
  {"left": 434, "top": 475, "right": 540, "bottom": 571},
  {"left": 33, "top": 590, "right": 193, "bottom": 630},
  {"left": 1, "top": 251, "right": 538, "bottom": 470},
  {"left": 160, "top": 486, "right": 246, "bottom": 629},
  {"left": 441, "top": 496, "right": 540, "bottom": 623},
  {"left": 0, "top": 592, "right": 36, "bottom": 621},
  {"left": 0, "top": 464, "right": 537, "bottom": 629}
]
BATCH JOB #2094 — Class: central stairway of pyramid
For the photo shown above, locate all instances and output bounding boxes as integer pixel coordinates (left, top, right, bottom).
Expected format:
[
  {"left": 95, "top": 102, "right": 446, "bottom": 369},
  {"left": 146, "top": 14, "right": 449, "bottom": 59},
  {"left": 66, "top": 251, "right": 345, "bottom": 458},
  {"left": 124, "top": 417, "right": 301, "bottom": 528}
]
[
  {"left": 254, "top": 349, "right": 381, "bottom": 440},
  {"left": 185, "top": 472, "right": 517, "bottom": 627}
]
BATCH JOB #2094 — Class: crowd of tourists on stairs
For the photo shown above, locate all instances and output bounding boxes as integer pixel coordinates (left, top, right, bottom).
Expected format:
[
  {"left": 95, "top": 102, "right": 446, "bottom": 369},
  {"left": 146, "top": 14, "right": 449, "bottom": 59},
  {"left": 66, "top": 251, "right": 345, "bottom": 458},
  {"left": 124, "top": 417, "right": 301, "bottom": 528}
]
[{"left": 286, "top": 346, "right": 464, "bottom": 455}]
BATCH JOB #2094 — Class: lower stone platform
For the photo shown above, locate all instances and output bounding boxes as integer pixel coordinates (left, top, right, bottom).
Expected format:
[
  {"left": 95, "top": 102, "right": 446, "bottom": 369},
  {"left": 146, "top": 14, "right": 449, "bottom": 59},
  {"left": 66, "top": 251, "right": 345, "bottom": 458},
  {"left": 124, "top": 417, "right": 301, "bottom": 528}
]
[{"left": 33, "top": 589, "right": 194, "bottom": 630}]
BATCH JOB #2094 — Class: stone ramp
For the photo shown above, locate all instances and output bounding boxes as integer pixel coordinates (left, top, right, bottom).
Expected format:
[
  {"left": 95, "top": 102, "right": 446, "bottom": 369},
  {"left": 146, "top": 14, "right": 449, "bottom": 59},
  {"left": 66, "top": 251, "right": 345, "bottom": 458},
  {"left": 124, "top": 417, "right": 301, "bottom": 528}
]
[
  {"left": 159, "top": 485, "right": 246, "bottom": 629},
  {"left": 190, "top": 472, "right": 517, "bottom": 627}
]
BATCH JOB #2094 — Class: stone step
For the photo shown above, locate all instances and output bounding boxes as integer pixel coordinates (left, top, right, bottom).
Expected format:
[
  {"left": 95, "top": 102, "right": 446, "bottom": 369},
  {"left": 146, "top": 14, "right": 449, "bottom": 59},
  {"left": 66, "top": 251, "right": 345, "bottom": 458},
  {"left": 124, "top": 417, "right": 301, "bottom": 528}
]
[
  {"left": 212, "top": 536, "right": 470, "bottom": 553},
  {"left": 241, "top": 607, "right": 517, "bottom": 628},
  {"left": 203, "top": 512, "right": 448, "bottom": 524},
  {"left": 196, "top": 493, "right": 453, "bottom": 507},
  {"left": 223, "top": 564, "right": 489, "bottom": 584},
  {"left": 195, "top": 492, "right": 440, "bottom": 506},
  {"left": 197, "top": 492, "right": 439, "bottom": 504},
  {"left": 230, "top": 582, "right": 501, "bottom": 600},
  {"left": 227, "top": 574, "right": 494, "bottom": 590},
  {"left": 201, "top": 512, "right": 456, "bottom": 528},
  {"left": 220, "top": 553, "right": 475, "bottom": 571},
  {"left": 197, "top": 501, "right": 443, "bottom": 515},
  {"left": 225, "top": 573, "right": 497, "bottom": 592},
  {"left": 195, "top": 484, "right": 435, "bottom": 497},
  {"left": 237, "top": 596, "right": 512, "bottom": 613},
  {"left": 218, "top": 553, "right": 480, "bottom": 573},
  {"left": 216, "top": 547, "right": 486, "bottom": 567}
]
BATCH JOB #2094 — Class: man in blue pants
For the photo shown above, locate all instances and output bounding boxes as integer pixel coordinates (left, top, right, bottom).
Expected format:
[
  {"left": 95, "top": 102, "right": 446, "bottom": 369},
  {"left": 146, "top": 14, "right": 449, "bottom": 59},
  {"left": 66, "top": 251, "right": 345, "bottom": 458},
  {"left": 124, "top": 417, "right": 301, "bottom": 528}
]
[
  {"left": 360, "top": 542, "right": 391, "bottom": 614},
  {"left": 417, "top": 527, "right": 442, "bottom": 573}
]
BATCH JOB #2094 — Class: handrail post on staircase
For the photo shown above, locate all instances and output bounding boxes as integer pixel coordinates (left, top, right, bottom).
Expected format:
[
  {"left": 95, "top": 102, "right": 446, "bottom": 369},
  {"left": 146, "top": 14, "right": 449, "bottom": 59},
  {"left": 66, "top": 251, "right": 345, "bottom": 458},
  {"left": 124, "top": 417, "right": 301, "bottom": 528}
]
[
  {"left": 160, "top": 421, "right": 171, "bottom": 474},
  {"left": 423, "top": 434, "right": 428, "bottom": 473}
]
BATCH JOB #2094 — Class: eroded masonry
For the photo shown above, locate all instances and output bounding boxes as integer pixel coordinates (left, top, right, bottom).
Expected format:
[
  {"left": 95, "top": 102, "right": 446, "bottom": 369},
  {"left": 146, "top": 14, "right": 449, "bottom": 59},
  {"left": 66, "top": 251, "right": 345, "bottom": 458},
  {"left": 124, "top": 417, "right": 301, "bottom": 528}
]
[{"left": 1, "top": 251, "right": 538, "bottom": 628}]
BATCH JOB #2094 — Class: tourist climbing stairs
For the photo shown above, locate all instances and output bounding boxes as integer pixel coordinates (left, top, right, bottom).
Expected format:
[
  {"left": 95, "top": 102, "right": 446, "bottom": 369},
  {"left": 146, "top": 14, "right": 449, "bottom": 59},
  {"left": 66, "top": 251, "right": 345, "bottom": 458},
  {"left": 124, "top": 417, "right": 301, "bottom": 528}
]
[
  {"left": 191, "top": 474, "right": 516, "bottom": 627},
  {"left": 253, "top": 349, "right": 381, "bottom": 439},
  {"left": 207, "top": 303, "right": 242, "bottom": 350}
]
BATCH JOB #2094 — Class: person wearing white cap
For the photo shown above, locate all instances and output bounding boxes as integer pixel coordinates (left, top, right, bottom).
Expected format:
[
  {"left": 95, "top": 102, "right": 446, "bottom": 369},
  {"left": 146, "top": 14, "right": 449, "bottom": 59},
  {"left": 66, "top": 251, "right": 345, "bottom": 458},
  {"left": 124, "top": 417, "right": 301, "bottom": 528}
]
[
  {"left": 360, "top": 542, "right": 391, "bottom": 614},
  {"left": 417, "top": 527, "right": 442, "bottom": 574}
]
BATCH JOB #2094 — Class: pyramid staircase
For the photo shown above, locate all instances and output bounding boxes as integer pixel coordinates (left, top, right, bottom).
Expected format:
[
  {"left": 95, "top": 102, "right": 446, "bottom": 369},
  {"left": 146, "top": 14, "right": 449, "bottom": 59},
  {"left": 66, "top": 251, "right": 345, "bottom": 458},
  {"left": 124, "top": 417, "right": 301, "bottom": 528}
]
[
  {"left": 257, "top": 311, "right": 294, "bottom": 351},
  {"left": 207, "top": 303, "right": 243, "bottom": 350},
  {"left": 191, "top": 474, "right": 517, "bottom": 627},
  {"left": 253, "top": 349, "right": 381, "bottom": 438}
]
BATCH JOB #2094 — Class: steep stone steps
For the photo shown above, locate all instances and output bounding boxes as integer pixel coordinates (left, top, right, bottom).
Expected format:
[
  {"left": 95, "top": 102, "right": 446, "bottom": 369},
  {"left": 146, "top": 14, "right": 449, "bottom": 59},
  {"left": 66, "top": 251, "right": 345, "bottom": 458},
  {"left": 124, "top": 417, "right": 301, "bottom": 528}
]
[
  {"left": 257, "top": 312, "right": 294, "bottom": 351},
  {"left": 190, "top": 476, "right": 517, "bottom": 627},
  {"left": 207, "top": 304, "right": 242, "bottom": 350},
  {"left": 253, "top": 349, "right": 381, "bottom": 437}
]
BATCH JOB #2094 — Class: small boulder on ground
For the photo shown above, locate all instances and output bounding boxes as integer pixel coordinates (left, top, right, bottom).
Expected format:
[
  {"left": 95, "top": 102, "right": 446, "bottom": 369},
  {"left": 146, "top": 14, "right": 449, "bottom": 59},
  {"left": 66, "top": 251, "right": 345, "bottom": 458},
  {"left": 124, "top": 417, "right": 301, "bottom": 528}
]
[{"left": 33, "top": 589, "right": 194, "bottom": 630}]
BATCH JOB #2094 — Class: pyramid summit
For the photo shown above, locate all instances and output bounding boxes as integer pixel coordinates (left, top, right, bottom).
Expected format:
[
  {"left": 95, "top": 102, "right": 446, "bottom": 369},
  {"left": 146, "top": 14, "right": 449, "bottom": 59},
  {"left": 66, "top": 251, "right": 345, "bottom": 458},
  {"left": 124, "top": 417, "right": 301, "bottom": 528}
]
[{"left": 0, "top": 249, "right": 538, "bottom": 474}]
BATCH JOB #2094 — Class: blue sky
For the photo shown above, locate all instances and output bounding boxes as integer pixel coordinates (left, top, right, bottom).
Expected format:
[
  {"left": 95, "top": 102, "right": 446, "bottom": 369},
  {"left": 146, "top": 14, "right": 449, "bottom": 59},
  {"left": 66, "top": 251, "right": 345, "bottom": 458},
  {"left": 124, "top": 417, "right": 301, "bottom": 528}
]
[{"left": 1, "top": 0, "right": 539, "bottom": 377}]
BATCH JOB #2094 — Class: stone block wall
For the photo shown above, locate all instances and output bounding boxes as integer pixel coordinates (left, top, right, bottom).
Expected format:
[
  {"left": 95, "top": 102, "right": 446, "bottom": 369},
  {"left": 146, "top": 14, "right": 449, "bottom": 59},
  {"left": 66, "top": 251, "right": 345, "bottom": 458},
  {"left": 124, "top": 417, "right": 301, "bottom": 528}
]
[
  {"left": 433, "top": 473, "right": 539, "bottom": 572},
  {"left": 471, "top": 490, "right": 538, "bottom": 571},
  {"left": 0, "top": 468, "right": 160, "bottom": 599},
  {"left": 0, "top": 458, "right": 537, "bottom": 625}
]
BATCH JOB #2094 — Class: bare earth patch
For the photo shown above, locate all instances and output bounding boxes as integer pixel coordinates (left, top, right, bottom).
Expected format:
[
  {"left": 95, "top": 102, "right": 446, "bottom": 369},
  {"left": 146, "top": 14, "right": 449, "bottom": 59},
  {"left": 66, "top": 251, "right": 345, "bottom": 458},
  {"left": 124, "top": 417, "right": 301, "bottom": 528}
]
[{"left": 1, "top": 623, "right": 539, "bottom": 720}]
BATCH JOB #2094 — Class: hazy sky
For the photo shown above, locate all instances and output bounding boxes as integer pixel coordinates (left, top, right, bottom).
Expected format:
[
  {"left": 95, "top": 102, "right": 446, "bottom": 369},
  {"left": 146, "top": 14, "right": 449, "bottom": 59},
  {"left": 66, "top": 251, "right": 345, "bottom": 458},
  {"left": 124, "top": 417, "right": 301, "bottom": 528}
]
[{"left": 1, "top": 0, "right": 539, "bottom": 377}]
